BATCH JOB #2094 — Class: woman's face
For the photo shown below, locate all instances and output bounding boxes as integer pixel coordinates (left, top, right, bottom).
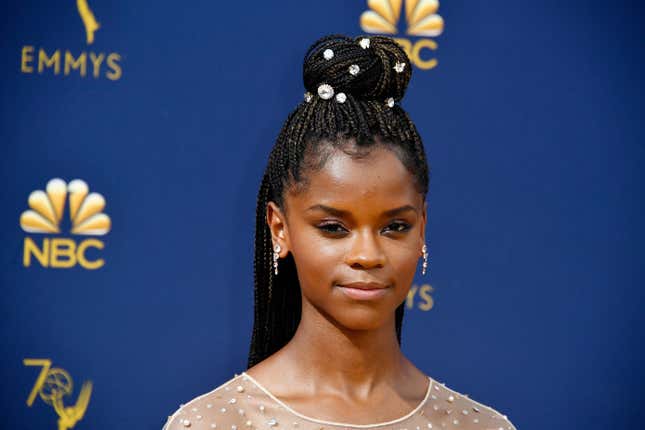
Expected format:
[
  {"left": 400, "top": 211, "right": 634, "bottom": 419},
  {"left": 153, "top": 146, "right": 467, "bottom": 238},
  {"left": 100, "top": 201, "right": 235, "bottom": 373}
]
[{"left": 267, "top": 143, "right": 426, "bottom": 332}]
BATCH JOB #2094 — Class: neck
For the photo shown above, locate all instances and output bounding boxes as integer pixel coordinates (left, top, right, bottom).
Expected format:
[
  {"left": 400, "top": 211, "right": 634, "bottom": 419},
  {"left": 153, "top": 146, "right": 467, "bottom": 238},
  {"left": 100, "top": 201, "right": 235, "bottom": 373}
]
[{"left": 278, "top": 298, "right": 407, "bottom": 393}]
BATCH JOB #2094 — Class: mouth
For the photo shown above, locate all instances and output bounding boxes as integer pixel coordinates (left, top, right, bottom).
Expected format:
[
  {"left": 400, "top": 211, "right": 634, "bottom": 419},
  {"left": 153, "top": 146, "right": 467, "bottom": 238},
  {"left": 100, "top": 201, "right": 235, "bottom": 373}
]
[{"left": 336, "top": 282, "right": 389, "bottom": 300}]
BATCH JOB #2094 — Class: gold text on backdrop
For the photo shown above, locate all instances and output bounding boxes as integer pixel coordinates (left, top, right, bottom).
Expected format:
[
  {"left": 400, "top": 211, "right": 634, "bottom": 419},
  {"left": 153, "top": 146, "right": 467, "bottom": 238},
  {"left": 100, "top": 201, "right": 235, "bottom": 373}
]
[{"left": 20, "top": 1, "right": 123, "bottom": 80}]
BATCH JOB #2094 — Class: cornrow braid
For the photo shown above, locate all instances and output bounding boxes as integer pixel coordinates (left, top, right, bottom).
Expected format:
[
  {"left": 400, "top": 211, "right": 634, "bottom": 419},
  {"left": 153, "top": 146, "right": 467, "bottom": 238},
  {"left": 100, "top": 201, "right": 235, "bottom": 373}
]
[{"left": 247, "top": 34, "right": 430, "bottom": 369}]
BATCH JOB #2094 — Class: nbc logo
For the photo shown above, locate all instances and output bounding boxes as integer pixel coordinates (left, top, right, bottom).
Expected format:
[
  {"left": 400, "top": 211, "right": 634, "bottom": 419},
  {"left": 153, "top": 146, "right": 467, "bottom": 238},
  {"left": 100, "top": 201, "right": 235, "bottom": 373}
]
[
  {"left": 360, "top": 0, "right": 445, "bottom": 70},
  {"left": 20, "top": 178, "right": 111, "bottom": 269}
]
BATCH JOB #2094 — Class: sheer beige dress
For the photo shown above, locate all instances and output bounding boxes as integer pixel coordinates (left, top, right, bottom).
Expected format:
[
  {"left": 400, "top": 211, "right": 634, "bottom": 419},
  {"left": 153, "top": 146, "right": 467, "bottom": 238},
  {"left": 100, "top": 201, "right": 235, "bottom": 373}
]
[{"left": 163, "top": 372, "right": 517, "bottom": 430}]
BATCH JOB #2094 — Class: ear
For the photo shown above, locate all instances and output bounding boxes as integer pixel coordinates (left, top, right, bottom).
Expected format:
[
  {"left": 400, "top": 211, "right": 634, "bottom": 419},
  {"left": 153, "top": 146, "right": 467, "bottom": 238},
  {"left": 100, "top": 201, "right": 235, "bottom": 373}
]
[{"left": 266, "top": 201, "right": 290, "bottom": 257}]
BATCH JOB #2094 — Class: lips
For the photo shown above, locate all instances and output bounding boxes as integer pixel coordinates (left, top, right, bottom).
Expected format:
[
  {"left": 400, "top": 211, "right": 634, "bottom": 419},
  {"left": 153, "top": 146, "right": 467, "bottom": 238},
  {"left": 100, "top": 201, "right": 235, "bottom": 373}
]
[
  {"left": 336, "top": 282, "right": 389, "bottom": 300},
  {"left": 340, "top": 282, "right": 388, "bottom": 290}
]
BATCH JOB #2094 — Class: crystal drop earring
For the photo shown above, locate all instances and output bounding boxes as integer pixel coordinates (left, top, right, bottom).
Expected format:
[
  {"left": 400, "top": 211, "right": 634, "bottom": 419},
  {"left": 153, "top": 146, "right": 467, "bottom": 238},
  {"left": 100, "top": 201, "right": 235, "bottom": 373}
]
[
  {"left": 421, "top": 244, "right": 428, "bottom": 275},
  {"left": 273, "top": 244, "right": 281, "bottom": 275}
]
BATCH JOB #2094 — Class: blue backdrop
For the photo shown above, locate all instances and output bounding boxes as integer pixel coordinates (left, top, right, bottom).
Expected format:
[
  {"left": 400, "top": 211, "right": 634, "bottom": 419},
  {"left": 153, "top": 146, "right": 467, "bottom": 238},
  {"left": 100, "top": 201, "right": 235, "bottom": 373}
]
[{"left": 1, "top": 1, "right": 643, "bottom": 429}]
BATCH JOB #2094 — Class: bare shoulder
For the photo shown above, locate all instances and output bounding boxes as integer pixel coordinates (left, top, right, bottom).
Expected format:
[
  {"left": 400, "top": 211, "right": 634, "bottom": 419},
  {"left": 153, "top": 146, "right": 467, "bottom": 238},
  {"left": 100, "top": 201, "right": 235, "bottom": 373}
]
[
  {"left": 424, "top": 377, "right": 518, "bottom": 430},
  {"left": 163, "top": 373, "right": 247, "bottom": 430}
]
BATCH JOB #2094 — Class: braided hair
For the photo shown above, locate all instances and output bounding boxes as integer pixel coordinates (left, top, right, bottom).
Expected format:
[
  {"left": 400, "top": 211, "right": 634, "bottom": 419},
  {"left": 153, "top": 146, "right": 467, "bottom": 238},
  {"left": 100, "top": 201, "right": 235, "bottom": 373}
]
[{"left": 247, "top": 34, "right": 430, "bottom": 369}]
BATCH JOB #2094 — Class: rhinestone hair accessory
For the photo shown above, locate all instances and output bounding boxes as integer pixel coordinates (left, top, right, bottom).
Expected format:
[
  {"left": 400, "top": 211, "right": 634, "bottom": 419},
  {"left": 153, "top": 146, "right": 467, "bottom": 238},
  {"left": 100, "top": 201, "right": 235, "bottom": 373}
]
[
  {"left": 317, "top": 84, "right": 334, "bottom": 100},
  {"left": 309, "top": 84, "right": 348, "bottom": 104}
]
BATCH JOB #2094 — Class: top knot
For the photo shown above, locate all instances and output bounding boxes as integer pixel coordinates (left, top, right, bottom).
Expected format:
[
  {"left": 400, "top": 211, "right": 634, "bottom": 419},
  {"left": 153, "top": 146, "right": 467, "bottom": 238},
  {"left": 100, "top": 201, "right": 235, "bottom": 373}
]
[{"left": 302, "top": 34, "right": 412, "bottom": 102}]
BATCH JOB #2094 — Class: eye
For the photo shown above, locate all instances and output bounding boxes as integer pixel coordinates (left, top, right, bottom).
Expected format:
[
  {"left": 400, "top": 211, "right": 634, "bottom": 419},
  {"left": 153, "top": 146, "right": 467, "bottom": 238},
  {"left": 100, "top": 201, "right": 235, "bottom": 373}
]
[
  {"left": 317, "top": 222, "right": 348, "bottom": 235},
  {"left": 383, "top": 221, "right": 411, "bottom": 233}
]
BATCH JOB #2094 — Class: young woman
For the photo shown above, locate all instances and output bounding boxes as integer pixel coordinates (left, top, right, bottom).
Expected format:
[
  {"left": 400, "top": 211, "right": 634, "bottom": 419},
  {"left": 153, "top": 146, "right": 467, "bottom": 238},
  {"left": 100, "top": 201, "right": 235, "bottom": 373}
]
[{"left": 164, "top": 34, "right": 516, "bottom": 430}]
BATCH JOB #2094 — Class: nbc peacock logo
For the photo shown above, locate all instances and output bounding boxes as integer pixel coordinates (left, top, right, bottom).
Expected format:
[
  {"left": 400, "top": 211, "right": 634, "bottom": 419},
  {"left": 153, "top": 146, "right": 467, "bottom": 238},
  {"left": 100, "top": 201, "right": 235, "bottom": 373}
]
[
  {"left": 360, "top": 0, "right": 445, "bottom": 70},
  {"left": 20, "top": 178, "right": 111, "bottom": 270}
]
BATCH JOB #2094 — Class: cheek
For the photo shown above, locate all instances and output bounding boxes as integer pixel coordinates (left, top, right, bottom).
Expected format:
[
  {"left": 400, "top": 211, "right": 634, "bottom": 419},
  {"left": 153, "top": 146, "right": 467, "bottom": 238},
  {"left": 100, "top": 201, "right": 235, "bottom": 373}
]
[
  {"left": 290, "top": 232, "right": 344, "bottom": 284},
  {"left": 387, "top": 243, "right": 420, "bottom": 283}
]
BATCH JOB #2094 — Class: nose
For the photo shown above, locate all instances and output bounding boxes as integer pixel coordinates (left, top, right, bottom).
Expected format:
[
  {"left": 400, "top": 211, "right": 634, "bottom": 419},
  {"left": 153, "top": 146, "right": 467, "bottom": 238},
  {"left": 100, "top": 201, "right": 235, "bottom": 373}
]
[{"left": 344, "top": 228, "right": 386, "bottom": 270}]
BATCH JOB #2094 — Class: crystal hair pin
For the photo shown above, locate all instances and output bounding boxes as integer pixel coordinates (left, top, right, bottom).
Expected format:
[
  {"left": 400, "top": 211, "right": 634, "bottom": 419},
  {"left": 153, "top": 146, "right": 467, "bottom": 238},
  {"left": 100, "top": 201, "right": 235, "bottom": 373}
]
[
  {"left": 394, "top": 62, "right": 406, "bottom": 73},
  {"left": 304, "top": 84, "right": 347, "bottom": 104},
  {"left": 317, "top": 84, "right": 334, "bottom": 100}
]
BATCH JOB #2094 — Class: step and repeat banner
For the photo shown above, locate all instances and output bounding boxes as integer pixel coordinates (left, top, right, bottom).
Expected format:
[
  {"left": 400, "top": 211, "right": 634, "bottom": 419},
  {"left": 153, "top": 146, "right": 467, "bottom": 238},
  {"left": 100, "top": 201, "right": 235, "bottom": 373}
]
[{"left": 1, "top": 1, "right": 643, "bottom": 429}]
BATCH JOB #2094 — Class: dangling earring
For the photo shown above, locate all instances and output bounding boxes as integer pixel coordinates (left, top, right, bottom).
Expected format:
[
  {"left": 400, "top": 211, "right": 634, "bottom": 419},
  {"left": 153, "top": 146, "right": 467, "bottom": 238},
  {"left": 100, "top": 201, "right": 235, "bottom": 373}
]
[
  {"left": 273, "top": 243, "right": 281, "bottom": 275},
  {"left": 421, "top": 244, "right": 428, "bottom": 275}
]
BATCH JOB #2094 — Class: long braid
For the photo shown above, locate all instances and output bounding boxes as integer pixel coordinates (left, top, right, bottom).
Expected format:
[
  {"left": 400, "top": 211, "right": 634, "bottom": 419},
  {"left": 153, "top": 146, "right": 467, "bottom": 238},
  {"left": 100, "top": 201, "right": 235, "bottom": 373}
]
[{"left": 247, "top": 35, "right": 430, "bottom": 368}]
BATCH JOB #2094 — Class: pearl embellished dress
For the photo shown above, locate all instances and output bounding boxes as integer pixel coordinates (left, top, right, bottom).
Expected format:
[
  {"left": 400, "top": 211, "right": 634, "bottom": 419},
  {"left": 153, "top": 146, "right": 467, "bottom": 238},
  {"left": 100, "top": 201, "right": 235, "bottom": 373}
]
[{"left": 163, "top": 372, "right": 517, "bottom": 430}]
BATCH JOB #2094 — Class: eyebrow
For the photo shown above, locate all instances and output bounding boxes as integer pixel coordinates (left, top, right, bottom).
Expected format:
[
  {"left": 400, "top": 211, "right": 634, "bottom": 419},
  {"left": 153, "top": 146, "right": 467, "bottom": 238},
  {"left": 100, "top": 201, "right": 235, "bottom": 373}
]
[{"left": 305, "top": 204, "right": 418, "bottom": 217}]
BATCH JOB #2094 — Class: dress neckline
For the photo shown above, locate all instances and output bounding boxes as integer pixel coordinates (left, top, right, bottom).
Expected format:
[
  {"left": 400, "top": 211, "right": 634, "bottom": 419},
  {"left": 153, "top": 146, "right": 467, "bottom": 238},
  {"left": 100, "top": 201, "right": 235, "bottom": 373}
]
[{"left": 241, "top": 371, "right": 433, "bottom": 428}]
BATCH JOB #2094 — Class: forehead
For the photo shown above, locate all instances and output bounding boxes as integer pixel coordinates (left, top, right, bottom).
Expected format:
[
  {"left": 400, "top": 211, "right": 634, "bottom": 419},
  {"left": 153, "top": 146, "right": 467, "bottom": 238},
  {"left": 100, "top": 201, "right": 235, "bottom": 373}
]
[{"left": 286, "top": 146, "right": 421, "bottom": 212}]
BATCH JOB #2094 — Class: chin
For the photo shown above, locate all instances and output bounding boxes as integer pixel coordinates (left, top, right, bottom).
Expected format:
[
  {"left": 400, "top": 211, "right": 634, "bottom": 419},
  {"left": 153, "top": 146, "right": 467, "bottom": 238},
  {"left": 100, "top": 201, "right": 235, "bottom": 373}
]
[{"left": 333, "top": 308, "right": 395, "bottom": 332}]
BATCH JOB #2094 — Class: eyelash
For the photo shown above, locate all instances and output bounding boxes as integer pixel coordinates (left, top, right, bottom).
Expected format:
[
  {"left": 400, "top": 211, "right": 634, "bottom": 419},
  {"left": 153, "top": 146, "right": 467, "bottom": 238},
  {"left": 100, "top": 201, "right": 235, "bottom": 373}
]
[{"left": 317, "top": 221, "right": 411, "bottom": 235}]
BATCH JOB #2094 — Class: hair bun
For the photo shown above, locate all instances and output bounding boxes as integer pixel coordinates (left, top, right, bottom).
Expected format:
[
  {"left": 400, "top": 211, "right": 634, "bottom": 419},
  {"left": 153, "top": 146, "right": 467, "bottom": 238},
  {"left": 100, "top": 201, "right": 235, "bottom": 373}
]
[{"left": 303, "top": 34, "right": 412, "bottom": 102}]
